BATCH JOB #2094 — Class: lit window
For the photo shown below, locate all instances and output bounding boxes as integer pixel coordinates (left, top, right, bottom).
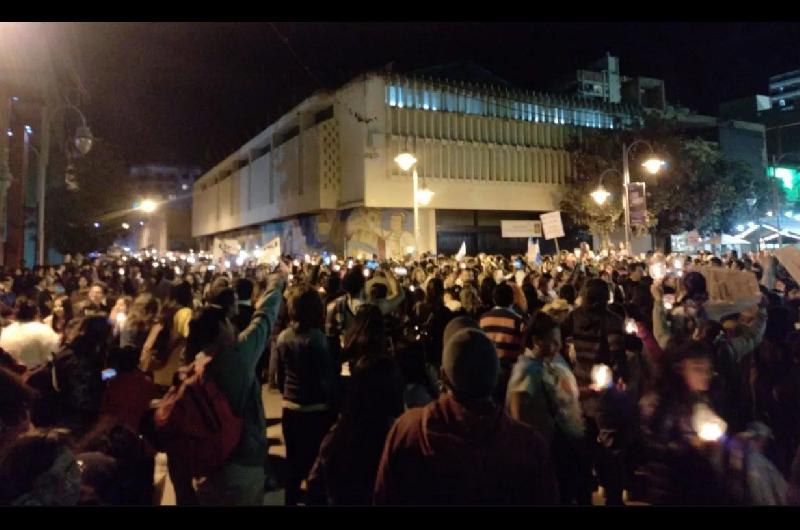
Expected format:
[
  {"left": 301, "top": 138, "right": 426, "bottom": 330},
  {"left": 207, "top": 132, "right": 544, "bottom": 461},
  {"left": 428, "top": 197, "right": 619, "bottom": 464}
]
[
  {"left": 779, "top": 99, "right": 786, "bottom": 107},
  {"left": 388, "top": 85, "right": 397, "bottom": 106}
]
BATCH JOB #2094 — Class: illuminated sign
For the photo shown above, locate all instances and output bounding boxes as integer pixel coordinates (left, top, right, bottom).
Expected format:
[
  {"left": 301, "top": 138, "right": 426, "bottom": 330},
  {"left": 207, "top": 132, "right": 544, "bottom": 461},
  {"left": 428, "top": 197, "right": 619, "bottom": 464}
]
[{"left": 768, "top": 166, "right": 800, "bottom": 202}]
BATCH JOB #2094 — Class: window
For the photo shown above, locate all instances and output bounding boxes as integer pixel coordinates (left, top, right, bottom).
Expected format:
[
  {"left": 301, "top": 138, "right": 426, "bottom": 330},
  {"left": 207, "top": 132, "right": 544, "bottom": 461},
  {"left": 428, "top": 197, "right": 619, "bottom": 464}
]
[{"left": 780, "top": 99, "right": 787, "bottom": 107}]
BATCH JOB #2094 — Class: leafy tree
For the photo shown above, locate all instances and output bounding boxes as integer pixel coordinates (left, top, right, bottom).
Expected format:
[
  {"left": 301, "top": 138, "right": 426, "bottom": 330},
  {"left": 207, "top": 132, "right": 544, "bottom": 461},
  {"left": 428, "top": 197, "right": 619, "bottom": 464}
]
[
  {"left": 562, "top": 114, "right": 775, "bottom": 251},
  {"left": 45, "top": 139, "right": 136, "bottom": 255}
]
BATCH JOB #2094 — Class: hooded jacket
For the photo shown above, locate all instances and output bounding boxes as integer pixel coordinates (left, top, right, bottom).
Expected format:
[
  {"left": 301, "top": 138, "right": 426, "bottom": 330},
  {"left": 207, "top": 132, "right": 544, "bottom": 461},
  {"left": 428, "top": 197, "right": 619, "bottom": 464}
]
[{"left": 374, "top": 394, "right": 558, "bottom": 505}]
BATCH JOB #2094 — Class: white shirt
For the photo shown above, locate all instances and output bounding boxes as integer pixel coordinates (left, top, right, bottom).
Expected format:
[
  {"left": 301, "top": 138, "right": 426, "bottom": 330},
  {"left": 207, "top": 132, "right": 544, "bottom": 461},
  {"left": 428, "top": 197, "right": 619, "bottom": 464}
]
[{"left": 0, "top": 321, "right": 61, "bottom": 368}]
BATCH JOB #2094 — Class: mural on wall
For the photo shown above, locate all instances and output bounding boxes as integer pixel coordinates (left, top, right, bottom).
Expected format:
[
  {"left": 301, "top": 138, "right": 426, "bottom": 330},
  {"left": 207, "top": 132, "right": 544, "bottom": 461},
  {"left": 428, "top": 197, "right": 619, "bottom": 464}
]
[{"left": 212, "top": 207, "right": 415, "bottom": 259}]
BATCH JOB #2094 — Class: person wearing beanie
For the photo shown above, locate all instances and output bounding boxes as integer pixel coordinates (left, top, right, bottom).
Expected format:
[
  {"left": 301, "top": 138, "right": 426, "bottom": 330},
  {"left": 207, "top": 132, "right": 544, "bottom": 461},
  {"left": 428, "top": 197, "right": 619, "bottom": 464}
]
[
  {"left": 373, "top": 328, "right": 558, "bottom": 505},
  {"left": 561, "top": 277, "right": 628, "bottom": 506}
]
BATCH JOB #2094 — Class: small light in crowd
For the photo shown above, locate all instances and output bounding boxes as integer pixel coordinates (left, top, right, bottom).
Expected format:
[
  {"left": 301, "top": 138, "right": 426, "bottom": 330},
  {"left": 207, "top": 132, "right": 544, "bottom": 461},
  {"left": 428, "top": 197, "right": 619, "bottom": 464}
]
[
  {"left": 663, "top": 300, "right": 673, "bottom": 310},
  {"left": 293, "top": 259, "right": 300, "bottom": 267},
  {"left": 288, "top": 274, "right": 294, "bottom": 281},
  {"left": 330, "top": 254, "right": 337, "bottom": 263},
  {"left": 153, "top": 262, "right": 160, "bottom": 268},
  {"left": 590, "top": 364, "right": 613, "bottom": 390},
  {"left": 11, "top": 96, "right": 18, "bottom": 102},
  {"left": 122, "top": 256, "right": 128, "bottom": 262},
  {"left": 187, "top": 256, "right": 195, "bottom": 264},
  {"left": 556, "top": 266, "right": 563, "bottom": 272},
  {"left": 224, "top": 260, "right": 231, "bottom": 268},
  {"left": 409, "top": 285, "right": 416, "bottom": 292},
  {"left": 767, "top": 211, "right": 773, "bottom": 217},
  {"left": 625, "top": 318, "right": 637, "bottom": 334},
  {"left": 235, "top": 256, "right": 245, "bottom": 267},
  {"left": 24, "top": 125, "right": 32, "bottom": 134},
  {"left": 118, "top": 267, "right": 125, "bottom": 276},
  {"left": 347, "top": 260, "right": 353, "bottom": 269},
  {"left": 736, "top": 224, "right": 745, "bottom": 232},
  {"left": 123, "top": 247, "right": 130, "bottom": 252},
  {"left": 115, "top": 313, "right": 127, "bottom": 325},
  {"left": 174, "top": 266, "right": 181, "bottom": 275},
  {"left": 6, "top": 129, "right": 13, "bottom": 137},
  {"left": 318, "top": 287, "right": 326, "bottom": 294},
  {"left": 139, "top": 199, "right": 157, "bottom": 213},
  {"left": 363, "top": 269, "right": 371, "bottom": 278},
  {"left": 332, "top": 264, "right": 341, "bottom": 272},
  {"left": 405, "top": 246, "right": 415, "bottom": 255},
  {"left": 93, "top": 222, "right": 100, "bottom": 228},
  {"left": 304, "top": 254, "right": 311, "bottom": 263},
  {"left": 459, "top": 262, "right": 467, "bottom": 269},
  {"left": 182, "top": 183, "right": 189, "bottom": 190},
  {"left": 692, "top": 403, "right": 726, "bottom": 442},
  {"left": 121, "top": 222, "right": 130, "bottom": 230}
]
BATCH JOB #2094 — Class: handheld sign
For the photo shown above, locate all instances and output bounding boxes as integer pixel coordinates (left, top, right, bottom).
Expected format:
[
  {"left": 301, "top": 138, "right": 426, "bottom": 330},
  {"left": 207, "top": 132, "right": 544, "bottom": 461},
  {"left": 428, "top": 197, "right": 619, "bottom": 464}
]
[{"left": 539, "top": 211, "right": 565, "bottom": 241}]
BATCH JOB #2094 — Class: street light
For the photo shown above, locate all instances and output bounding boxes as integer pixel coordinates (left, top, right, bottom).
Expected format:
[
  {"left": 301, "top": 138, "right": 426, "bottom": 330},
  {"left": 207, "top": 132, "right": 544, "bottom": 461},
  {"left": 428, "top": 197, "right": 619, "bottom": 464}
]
[
  {"left": 591, "top": 168, "right": 621, "bottom": 206},
  {"left": 621, "top": 140, "right": 665, "bottom": 254},
  {"left": 138, "top": 199, "right": 157, "bottom": 213},
  {"left": 394, "top": 152, "right": 435, "bottom": 256}
]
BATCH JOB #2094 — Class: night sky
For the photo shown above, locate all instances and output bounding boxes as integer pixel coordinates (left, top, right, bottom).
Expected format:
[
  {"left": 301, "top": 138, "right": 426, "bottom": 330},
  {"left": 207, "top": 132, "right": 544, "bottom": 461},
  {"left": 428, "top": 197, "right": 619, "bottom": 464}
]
[{"left": 71, "top": 22, "right": 800, "bottom": 170}]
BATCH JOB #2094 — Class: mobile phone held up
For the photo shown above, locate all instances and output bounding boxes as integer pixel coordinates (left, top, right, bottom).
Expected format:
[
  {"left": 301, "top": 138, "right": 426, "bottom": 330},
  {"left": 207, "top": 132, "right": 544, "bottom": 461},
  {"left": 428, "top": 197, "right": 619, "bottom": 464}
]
[
  {"left": 101, "top": 368, "right": 117, "bottom": 381},
  {"left": 366, "top": 260, "right": 379, "bottom": 270}
]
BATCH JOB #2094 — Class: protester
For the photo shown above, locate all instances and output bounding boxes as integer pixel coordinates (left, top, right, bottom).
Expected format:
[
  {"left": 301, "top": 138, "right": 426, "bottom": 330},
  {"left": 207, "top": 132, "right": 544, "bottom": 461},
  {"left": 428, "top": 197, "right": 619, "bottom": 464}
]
[
  {"left": 0, "top": 296, "right": 61, "bottom": 368},
  {"left": 374, "top": 327, "right": 558, "bottom": 505}
]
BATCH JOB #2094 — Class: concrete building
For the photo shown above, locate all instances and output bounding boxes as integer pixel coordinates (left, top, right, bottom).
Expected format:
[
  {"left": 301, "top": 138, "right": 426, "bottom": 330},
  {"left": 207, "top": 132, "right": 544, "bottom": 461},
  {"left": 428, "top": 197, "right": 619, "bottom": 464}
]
[
  {"left": 769, "top": 69, "right": 800, "bottom": 110},
  {"left": 192, "top": 68, "right": 642, "bottom": 258}
]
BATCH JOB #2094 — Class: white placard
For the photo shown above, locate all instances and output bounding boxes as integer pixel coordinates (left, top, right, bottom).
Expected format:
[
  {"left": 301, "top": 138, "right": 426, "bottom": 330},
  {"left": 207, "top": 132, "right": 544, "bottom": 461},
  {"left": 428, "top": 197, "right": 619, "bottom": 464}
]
[
  {"left": 539, "top": 211, "right": 565, "bottom": 240},
  {"left": 775, "top": 246, "right": 800, "bottom": 284},
  {"left": 700, "top": 267, "right": 761, "bottom": 320},
  {"left": 260, "top": 236, "right": 281, "bottom": 264},
  {"left": 501, "top": 220, "right": 542, "bottom": 238}
]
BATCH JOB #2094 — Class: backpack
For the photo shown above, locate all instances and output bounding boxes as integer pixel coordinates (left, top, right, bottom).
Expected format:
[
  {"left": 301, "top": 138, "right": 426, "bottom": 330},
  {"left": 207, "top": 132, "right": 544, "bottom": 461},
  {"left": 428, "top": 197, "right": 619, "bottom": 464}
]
[{"left": 153, "top": 355, "right": 243, "bottom": 477}]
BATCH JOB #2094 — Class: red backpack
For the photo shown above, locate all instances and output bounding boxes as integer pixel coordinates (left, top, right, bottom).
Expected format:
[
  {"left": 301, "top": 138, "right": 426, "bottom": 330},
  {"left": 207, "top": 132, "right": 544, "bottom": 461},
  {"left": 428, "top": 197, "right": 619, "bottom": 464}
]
[{"left": 153, "top": 355, "right": 243, "bottom": 477}]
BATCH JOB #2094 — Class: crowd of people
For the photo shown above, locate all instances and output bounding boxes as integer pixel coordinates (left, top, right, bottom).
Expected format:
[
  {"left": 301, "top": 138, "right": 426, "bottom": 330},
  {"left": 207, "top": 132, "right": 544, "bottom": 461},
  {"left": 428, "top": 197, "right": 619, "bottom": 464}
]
[{"left": 0, "top": 245, "right": 799, "bottom": 506}]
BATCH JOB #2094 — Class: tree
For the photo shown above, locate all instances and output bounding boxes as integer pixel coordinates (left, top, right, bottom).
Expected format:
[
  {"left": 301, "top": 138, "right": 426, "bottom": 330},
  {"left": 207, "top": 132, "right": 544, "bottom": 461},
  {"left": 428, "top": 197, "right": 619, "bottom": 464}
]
[
  {"left": 45, "top": 139, "right": 137, "bottom": 255},
  {"left": 562, "top": 114, "right": 775, "bottom": 251}
]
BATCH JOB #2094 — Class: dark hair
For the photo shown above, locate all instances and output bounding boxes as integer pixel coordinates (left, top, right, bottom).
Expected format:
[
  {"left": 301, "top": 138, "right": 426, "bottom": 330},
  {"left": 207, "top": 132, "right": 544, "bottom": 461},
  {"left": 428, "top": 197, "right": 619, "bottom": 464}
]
[
  {"left": 369, "top": 282, "right": 388, "bottom": 301},
  {"left": 208, "top": 286, "right": 236, "bottom": 314},
  {"left": 583, "top": 278, "right": 609, "bottom": 308},
  {"left": 523, "top": 311, "right": 559, "bottom": 350},
  {"left": 169, "top": 281, "right": 194, "bottom": 309},
  {"left": 0, "top": 367, "right": 36, "bottom": 434},
  {"left": 14, "top": 296, "right": 38, "bottom": 322},
  {"left": 185, "top": 306, "right": 227, "bottom": 361},
  {"left": 710, "top": 257, "right": 723, "bottom": 267},
  {"left": 492, "top": 282, "right": 514, "bottom": 308},
  {"left": 0, "top": 428, "right": 75, "bottom": 504},
  {"left": 343, "top": 304, "right": 385, "bottom": 363},
  {"left": 342, "top": 267, "right": 365, "bottom": 296},
  {"left": 558, "top": 284, "right": 577, "bottom": 305},
  {"left": 479, "top": 277, "right": 496, "bottom": 308},
  {"left": 288, "top": 287, "right": 324, "bottom": 333},
  {"left": 344, "top": 355, "right": 405, "bottom": 420},
  {"left": 234, "top": 278, "right": 254, "bottom": 302},
  {"left": 425, "top": 277, "right": 445, "bottom": 306}
]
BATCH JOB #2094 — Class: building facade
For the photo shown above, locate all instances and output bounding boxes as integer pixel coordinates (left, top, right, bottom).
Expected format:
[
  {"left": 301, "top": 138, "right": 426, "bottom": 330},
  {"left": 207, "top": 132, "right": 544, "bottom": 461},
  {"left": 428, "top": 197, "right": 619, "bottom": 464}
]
[{"left": 192, "top": 71, "right": 641, "bottom": 257}]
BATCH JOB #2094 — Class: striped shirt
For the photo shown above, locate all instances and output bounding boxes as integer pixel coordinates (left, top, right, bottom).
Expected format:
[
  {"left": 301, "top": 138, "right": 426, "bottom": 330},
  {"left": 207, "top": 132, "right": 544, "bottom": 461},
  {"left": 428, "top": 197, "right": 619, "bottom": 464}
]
[{"left": 480, "top": 307, "right": 527, "bottom": 361}]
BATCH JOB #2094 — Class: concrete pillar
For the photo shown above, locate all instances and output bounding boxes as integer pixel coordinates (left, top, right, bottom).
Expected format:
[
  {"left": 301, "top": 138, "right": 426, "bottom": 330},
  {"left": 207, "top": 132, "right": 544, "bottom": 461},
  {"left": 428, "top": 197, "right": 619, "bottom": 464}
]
[{"left": 0, "top": 88, "right": 12, "bottom": 265}]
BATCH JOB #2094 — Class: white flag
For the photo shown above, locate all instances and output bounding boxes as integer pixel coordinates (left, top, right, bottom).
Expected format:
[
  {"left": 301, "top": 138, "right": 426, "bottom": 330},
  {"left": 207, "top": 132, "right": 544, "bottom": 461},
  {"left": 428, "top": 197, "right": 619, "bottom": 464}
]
[{"left": 455, "top": 241, "right": 467, "bottom": 261}]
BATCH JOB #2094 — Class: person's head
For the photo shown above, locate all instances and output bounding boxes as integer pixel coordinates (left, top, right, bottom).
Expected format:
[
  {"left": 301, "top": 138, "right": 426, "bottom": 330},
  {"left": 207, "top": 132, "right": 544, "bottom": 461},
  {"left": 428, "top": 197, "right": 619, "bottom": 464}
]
[
  {"left": 479, "top": 276, "right": 496, "bottom": 307},
  {"left": 0, "top": 429, "right": 81, "bottom": 506},
  {"left": 208, "top": 286, "right": 237, "bottom": 320},
  {"left": 342, "top": 267, "right": 366, "bottom": 297},
  {"left": 681, "top": 272, "right": 708, "bottom": 304},
  {"left": 78, "top": 276, "right": 89, "bottom": 290},
  {"left": 88, "top": 284, "right": 105, "bottom": 305},
  {"left": 524, "top": 311, "right": 562, "bottom": 358},
  {"left": 14, "top": 296, "right": 38, "bottom": 323},
  {"left": 128, "top": 294, "right": 160, "bottom": 327},
  {"left": 583, "top": 278, "right": 610, "bottom": 309},
  {"left": 443, "top": 315, "right": 481, "bottom": 346},
  {"left": 344, "top": 355, "right": 405, "bottom": 421},
  {"left": 0, "top": 367, "right": 35, "bottom": 452},
  {"left": 343, "top": 304, "right": 386, "bottom": 361},
  {"left": 459, "top": 285, "right": 481, "bottom": 315},
  {"left": 441, "top": 328, "right": 498, "bottom": 404},
  {"left": 425, "top": 277, "right": 445, "bottom": 305},
  {"left": 69, "top": 316, "right": 112, "bottom": 355},
  {"left": 558, "top": 284, "right": 577, "bottom": 306},
  {"left": 234, "top": 278, "right": 254, "bottom": 304},
  {"left": 288, "top": 287, "right": 324, "bottom": 333},
  {"left": 492, "top": 282, "right": 514, "bottom": 308},
  {"left": 674, "top": 341, "right": 714, "bottom": 394},
  {"left": 710, "top": 257, "right": 723, "bottom": 268},
  {"left": 694, "top": 319, "right": 723, "bottom": 345},
  {"left": 169, "top": 281, "right": 193, "bottom": 309},
  {"left": 628, "top": 263, "right": 644, "bottom": 281},
  {"left": 186, "top": 305, "right": 233, "bottom": 361},
  {"left": 367, "top": 280, "right": 389, "bottom": 302}
]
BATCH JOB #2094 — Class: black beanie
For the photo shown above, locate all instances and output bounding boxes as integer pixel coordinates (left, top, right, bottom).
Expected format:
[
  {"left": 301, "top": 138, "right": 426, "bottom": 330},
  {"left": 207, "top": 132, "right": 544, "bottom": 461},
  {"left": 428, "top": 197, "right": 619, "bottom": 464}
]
[
  {"left": 442, "top": 329, "right": 498, "bottom": 402},
  {"left": 443, "top": 315, "right": 480, "bottom": 347}
]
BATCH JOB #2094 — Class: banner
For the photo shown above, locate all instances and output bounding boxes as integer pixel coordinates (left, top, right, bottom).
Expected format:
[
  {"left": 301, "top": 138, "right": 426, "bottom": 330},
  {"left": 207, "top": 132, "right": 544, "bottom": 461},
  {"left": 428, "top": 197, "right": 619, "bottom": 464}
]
[
  {"left": 775, "top": 246, "right": 800, "bottom": 284},
  {"left": 539, "top": 211, "right": 564, "bottom": 240},
  {"left": 627, "top": 182, "right": 647, "bottom": 229},
  {"left": 700, "top": 267, "right": 762, "bottom": 321},
  {"left": 501, "top": 220, "right": 542, "bottom": 238},
  {"left": 260, "top": 236, "right": 281, "bottom": 264}
]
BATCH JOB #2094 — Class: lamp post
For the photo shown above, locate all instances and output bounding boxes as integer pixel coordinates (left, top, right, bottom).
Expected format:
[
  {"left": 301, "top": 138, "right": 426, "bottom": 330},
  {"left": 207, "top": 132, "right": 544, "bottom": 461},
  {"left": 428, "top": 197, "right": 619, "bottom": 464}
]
[
  {"left": 621, "top": 140, "right": 665, "bottom": 255},
  {"left": 394, "top": 153, "right": 434, "bottom": 257},
  {"left": 33, "top": 103, "right": 94, "bottom": 265}
]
